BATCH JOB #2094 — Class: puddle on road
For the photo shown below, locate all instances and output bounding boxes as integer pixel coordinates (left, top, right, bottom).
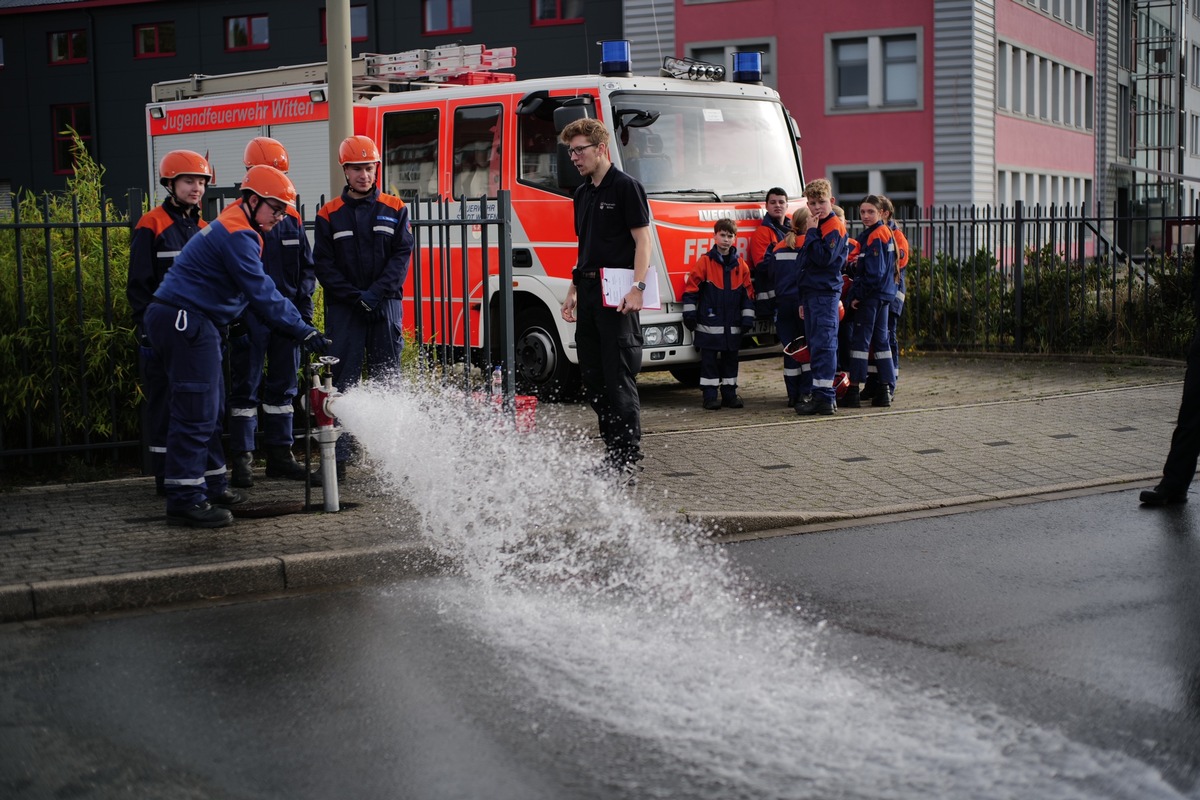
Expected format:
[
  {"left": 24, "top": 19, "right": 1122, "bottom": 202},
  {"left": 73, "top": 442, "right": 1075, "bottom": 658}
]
[{"left": 334, "top": 378, "right": 1185, "bottom": 799}]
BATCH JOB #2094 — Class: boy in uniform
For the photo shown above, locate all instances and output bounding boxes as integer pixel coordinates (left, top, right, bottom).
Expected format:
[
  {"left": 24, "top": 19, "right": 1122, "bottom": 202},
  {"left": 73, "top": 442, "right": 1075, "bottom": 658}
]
[
  {"left": 313, "top": 135, "right": 415, "bottom": 480},
  {"left": 748, "top": 187, "right": 790, "bottom": 321},
  {"left": 844, "top": 195, "right": 897, "bottom": 408},
  {"left": 793, "top": 180, "right": 849, "bottom": 416},
  {"left": 227, "top": 138, "right": 318, "bottom": 487},
  {"left": 127, "top": 150, "right": 211, "bottom": 496},
  {"left": 861, "top": 195, "right": 908, "bottom": 404},
  {"left": 682, "top": 218, "right": 756, "bottom": 410}
]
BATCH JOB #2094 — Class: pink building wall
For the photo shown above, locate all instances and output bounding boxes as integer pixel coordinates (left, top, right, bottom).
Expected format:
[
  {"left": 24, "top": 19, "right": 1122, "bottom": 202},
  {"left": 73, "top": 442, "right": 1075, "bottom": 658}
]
[{"left": 675, "top": 0, "right": 1097, "bottom": 206}]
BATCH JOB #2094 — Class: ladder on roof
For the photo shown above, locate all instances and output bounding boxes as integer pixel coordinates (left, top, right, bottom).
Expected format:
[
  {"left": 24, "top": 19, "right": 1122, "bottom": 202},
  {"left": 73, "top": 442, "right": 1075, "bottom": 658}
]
[{"left": 149, "top": 44, "right": 517, "bottom": 102}]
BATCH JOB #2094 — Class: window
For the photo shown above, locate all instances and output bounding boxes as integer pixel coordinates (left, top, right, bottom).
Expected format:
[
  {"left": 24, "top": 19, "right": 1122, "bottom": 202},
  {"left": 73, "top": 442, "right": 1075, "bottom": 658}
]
[
  {"left": 882, "top": 36, "right": 917, "bottom": 104},
  {"left": 830, "top": 167, "right": 920, "bottom": 218},
  {"left": 452, "top": 105, "right": 502, "bottom": 199},
  {"left": 49, "top": 30, "right": 87, "bottom": 64},
  {"left": 225, "top": 15, "right": 269, "bottom": 51},
  {"left": 382, "top": 109, "right": 440, "bottom": 201},
  {"left": 828, "top": 31, "right": 921, "bottom": 112},
  {"left": 689, "top": 42, "right": 776, "bottom": 89},
  {"left": 519, "top": 110, "right": 562, "bottom": 194},
  {"left": 134, "top": 22, "right": 176, "bottom": 58},
  {"left": 1022, "top": 0, "right": 1094, "bottom": 34},
  {"left": 51, "top": 104, "right": 92, "bottom": 175},
  {"left": 1190, "top": 113, "right": 1200, "bottom": 157},
  {"left": 996, "top": 41, "right": 1094, "bottom": 132},
  {"left": 424, "top": 0, "right": 471, "bottom": 34},
  {"left": 533, "top": 0, "right": 583, "bottom": 25},
  {"left": 834, "top": 39, "right": 868, "bottom": 107},
  {"left": 320, "top": 5, "right": 368, "bottom": 43}
]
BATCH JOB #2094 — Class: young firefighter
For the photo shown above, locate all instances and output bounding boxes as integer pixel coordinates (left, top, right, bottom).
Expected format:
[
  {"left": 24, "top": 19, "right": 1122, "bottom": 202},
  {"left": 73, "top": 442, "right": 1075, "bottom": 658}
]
[
  {"left": 767, "top": 208, "right": 811, "bottom": 407},
  {"left": 145, "top": 166, "right": 330, "bottom": 529},
  {"left": 794, "top": 180, "right": 849, "bottom": 416},
  {"left": 227, "top": 138, "right": 318, "bottom": 488},
  {"left": 127, "top": 150, "right": 212, "bottom": 496},
  {"left": 748, "top": 187, "right": 791, "bottom": 321},
  {"left": 862, "top": 195, "right": 909, "bottom": 403},
  {"left": 313, "top": 135, "right": 414, "bottom": 481},
  {"left": 682, "top": 218, "right": 756, "bottom": 410},
  {"left": 844, "top": 195, "right": 897, "bottom": 409}
]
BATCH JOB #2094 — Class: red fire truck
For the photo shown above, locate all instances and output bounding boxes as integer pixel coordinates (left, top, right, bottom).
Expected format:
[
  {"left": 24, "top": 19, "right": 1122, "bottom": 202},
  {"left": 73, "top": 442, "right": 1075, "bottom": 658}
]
[{"left": 146, "top": 43, "right": 805, "bottom": 398}]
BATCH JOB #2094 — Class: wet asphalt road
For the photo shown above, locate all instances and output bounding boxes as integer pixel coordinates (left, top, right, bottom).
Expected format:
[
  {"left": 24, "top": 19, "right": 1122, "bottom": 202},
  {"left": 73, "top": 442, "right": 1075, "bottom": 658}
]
[{"left": 1, "top": 488, "right": 1199, "bottom": 799}]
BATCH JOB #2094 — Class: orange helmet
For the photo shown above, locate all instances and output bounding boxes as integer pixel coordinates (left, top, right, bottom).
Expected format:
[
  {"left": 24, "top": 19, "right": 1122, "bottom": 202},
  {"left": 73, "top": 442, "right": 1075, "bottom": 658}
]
[
  {"left": 159, "top": 150, "right": 213, "bottom": 186},
  {"left": 241, "top": 165, "right": 297, "bottom": 208},
  {"left": 338, "top": 135, "right": 380, "bottom": 166},
  {"left": 243, "top": 137, "right": 289, "bottom": 172}
]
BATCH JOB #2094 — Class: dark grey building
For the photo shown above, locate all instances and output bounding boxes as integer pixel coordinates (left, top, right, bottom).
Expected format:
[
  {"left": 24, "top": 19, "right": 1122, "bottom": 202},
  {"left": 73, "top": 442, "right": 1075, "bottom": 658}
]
[{"left": 0, "top": 0, "right": 621, "bottom": 208}]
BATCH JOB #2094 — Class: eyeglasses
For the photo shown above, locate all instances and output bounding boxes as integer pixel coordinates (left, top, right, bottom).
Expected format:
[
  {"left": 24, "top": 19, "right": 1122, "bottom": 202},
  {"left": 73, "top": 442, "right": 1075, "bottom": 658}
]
[
  {"left": 567, "top": 143, "right": 599, "bottom": 158},
  {"left": 263, "top": 201, "right": 287, "bottom": 219}
]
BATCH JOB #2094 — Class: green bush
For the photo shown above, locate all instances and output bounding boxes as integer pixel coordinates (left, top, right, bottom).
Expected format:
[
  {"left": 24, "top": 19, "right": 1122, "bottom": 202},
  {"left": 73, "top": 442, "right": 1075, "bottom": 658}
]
[{"left": 0, "top": 131, "right": 139, "bottom": 458}]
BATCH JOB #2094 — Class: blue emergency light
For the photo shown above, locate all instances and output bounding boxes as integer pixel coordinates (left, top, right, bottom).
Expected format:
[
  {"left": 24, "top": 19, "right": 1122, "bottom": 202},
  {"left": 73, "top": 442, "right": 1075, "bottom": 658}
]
[
  {"left": 599, "top": 40, "right": 632, "bottom": 77},
  {"left": 732, "top": 51, "right": 763, "bottom": 84}
]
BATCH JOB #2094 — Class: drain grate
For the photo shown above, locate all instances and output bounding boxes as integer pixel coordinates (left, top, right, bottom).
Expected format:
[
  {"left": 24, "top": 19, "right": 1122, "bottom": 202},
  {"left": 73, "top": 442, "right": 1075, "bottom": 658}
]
[
  {"left": 915, "top": 448, "right": 943, "bottom": 455},
  {"left": 984, "top": 440, "right": 1012, "bottom": 447},
  {"left": 1050, "top": 433, "right": 1077, "bottom": 440}
]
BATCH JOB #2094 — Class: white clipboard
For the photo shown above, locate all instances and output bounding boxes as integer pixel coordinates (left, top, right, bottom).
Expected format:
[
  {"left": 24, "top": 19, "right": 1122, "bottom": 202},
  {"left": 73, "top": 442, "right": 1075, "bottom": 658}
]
[{"left": 601, "top": 268, "right": 661, "bottom": 309}]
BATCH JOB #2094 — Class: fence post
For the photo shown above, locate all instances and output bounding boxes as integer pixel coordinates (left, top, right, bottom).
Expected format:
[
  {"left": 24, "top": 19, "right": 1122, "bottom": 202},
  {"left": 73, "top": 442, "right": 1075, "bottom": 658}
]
[
  {"left": 1013, "top": 199, "right": 1025, "bottom": 351},
  {"left": 497, "top": 190, "right": 515, "bottom": 397}
]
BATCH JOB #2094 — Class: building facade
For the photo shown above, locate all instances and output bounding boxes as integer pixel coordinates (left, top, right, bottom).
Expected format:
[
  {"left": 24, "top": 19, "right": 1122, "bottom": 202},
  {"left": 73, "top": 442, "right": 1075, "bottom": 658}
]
[
  {"left": 675, "top": 0, "right": 1200, "bottom": 216},
  {"left": 0, "top": 0, "right": 621, "bottom": 207}
]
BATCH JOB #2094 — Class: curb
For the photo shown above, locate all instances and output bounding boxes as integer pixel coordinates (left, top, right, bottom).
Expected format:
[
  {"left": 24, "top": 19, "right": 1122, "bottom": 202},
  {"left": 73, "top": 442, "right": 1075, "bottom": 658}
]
[
  {"left": 0, "top": 542, "right": 450, "bottom": 624},
  {"left": 0, "top": 475, "right": 1161, "bottom": 624}
]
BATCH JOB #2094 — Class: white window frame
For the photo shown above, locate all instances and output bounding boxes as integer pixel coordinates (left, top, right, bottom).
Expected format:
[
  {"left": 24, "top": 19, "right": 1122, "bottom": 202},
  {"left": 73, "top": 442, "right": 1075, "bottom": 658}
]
[
  {"left": 826, "top": 163, "right": 924, "bottom": 213},
  {"left": 686, "top": 38, "right": 777, "bottom": 90},
  {"left": 825, "top": 28, "right": 923, "bottom": 115}
]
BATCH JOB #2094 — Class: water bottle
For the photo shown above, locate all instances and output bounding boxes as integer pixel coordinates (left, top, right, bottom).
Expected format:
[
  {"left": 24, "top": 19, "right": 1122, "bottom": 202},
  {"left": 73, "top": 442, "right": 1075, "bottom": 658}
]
[{"left": 491, "top": 365, "right": 503, "bottom": 394}]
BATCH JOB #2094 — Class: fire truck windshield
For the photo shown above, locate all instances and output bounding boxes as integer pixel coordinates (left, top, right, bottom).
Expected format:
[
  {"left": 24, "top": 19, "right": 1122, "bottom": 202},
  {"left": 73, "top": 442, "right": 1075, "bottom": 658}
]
[{"left": 611, "top": 92, "right": 804, "bottom": 202}]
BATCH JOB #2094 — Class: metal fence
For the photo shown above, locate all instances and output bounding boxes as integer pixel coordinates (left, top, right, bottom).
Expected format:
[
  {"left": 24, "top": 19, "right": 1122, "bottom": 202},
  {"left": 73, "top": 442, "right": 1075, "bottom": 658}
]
[
  {"left": 891, "top": 201, "right": 1196, "bottom": 354},
  {"left": 0, "top": 193, "right": 1192, "bottom": 467}
]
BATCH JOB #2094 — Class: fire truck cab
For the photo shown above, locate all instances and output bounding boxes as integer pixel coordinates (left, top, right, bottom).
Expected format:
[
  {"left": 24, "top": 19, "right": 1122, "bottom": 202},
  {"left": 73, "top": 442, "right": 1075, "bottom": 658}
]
[{"left": 146, "top": 43, "right": 806, "bottom": 398}]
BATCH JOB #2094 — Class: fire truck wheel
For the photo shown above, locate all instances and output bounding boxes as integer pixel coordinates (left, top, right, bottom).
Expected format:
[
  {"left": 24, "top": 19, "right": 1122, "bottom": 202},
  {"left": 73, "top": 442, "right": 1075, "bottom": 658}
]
[
  {"left": 514, "top": 310, "right": 578, "bottom": 401},
  {"left": 669, "top": 366, "right": 702, "bottom": 386}
]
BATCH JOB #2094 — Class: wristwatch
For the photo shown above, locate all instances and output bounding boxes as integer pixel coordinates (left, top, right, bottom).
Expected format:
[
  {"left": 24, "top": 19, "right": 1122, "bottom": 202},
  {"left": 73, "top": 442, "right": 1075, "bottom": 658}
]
[{"left": 633, "top": 281, "right": 647, "bottom": 291}]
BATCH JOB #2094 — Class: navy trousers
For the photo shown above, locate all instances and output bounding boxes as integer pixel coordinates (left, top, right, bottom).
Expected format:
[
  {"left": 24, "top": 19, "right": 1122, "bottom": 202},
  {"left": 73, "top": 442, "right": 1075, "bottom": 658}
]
[
  {"left": 228, "top": 311, "right": 302, "bottom": 451},
  {"left": 802, "top": 291, "right": 842, "bottom": 402},
  {"left": 327, "top": 298, "right": 404, "bottom": 462},
  {"left": 144, "top": 302, "right": 229, "bottom": 511}
]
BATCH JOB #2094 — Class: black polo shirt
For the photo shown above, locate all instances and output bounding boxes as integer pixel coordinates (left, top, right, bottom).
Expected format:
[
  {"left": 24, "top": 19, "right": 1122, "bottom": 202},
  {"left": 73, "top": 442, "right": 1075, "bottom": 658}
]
[{"left": 573, "top": 165, "right": 650, "bottom": 271}]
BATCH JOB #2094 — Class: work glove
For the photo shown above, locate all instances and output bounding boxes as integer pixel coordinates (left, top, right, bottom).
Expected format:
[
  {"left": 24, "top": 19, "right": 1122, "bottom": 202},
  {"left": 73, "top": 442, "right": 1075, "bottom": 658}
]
[
  {"left": 135, "top": 324, "right": 152, "bottom": 349},
  {"left": 359, "top": 289, "right": 381, "bottom": 314},
  {"left": 302, "top": 329, "right": 332, "bottom": 356}
]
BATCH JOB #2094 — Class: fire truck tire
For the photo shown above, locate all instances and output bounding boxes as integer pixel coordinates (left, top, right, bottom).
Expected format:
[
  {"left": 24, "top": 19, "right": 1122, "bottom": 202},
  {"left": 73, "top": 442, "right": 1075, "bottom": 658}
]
[
  {"left": 514, "top": 310, "right": 578, "bottom": 401},
  {"left": 669, "top": 366, "right": 702, "bottom": 386}
]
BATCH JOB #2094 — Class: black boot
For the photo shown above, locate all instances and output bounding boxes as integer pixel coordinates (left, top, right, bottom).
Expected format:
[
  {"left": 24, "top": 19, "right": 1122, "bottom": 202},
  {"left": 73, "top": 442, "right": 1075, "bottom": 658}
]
[
  {"left": 721, "top": 388, "right": 744, "bottom": 409},
  {"left": 167, "top": 502, "right": 233, "bottom": 529},
  {"left": 231, "top": 451, "right": 254, "bottom": 488},
  {"left": 266, "top": 445, "right": 310, "bottom": 480},
  {"left": 838, "top": 386, "right": 861, "bottom": 408},
  {"left": 1139, "top": 485, "right": 1188, "bottom": 506}
]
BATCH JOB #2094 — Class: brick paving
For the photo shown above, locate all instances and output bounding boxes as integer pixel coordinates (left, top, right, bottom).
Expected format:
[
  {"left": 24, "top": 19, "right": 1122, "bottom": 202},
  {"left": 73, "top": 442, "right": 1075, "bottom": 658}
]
[{"left": 0, "top": 353, "right": 1186, "bottom": 621}]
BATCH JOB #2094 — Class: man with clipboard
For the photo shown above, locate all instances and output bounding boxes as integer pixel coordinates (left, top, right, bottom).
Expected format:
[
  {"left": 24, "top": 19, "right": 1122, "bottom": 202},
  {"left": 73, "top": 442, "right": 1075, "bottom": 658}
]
[{"left": 559, "top": 118, "right": 652, "bottom": 487}]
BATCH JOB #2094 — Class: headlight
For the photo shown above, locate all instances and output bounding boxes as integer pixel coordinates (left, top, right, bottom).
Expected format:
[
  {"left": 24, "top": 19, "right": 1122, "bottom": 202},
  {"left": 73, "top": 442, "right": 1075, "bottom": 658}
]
[
  {"left": 643, "top": 326, "right": 663, "bottom": 346},
  {"left": 663, "top": 324, "right": 680, "bottom": 345}
]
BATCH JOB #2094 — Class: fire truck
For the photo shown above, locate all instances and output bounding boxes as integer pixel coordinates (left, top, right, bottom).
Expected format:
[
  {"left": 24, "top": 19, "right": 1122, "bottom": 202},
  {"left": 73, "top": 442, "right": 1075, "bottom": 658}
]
[{"left": 146, "top": 42, "right": 806, "bottom": 398}]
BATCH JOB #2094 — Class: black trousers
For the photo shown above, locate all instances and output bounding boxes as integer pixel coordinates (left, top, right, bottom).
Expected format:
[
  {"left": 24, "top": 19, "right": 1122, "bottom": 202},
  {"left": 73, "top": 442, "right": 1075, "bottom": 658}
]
[
  {"left": 574, "top": 277, "right": 643, "bottom": 467},
  {"left": 1160, "top": 325, "right": 1200, "bottom": 493}
]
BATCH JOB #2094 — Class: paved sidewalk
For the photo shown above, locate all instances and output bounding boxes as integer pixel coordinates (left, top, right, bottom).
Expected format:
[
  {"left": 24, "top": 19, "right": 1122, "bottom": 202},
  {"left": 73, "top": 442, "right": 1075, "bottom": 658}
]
[{"left": 0, "top": 354, "right": 1186, "bottom": 622}]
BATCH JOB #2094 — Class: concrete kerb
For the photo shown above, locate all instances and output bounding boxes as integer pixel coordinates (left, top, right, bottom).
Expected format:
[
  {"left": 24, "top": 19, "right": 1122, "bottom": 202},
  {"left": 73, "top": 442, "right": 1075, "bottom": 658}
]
[{"left": 0, "top": 541, "right": 450, "bottom": 624}]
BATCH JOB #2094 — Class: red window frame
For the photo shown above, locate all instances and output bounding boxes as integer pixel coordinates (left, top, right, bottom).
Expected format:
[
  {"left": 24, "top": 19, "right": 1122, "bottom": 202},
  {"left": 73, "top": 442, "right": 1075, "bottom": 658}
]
[
  {"left": 422, "top": 0, "right": 472, "bottom": 36},
  {"left": 134, "top": 22, "right": 176, "bottom": 59},
  {"left": 48, "top": 29, "right": 88, "bottom": 65},
  {"left": 531, "top": 0, "right": 583, "bottom": 26},
  {"left": 224, "top": 14, "right": 269, "bottom": 52},
  {"left": 320, "top": 6, "right": 369, "bottom": 44},
  {"left": 51, "top": 104, "right": 92, "bottom": 175}
]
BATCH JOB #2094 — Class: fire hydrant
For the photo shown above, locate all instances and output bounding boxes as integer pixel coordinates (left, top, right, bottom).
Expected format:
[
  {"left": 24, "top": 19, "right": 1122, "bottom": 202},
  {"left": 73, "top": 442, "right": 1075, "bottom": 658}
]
[{"left": 308, "top": 356, "right": 342, "bottom": 512}]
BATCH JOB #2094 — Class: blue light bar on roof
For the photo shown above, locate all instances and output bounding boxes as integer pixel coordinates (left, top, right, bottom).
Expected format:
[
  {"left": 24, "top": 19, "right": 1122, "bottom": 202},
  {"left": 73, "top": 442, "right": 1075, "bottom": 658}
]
[
  {"left": 599, "top": 40, "right": 632, "bottom": 77},
  {"left": 732, "top": 51, "right": 763, "bottom": 84}
]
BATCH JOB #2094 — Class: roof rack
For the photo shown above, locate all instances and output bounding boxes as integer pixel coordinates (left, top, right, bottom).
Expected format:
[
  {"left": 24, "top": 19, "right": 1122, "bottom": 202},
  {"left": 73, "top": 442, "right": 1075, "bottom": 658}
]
[{"left": 149, "top": 44, "right": 517, "bottom": 102}]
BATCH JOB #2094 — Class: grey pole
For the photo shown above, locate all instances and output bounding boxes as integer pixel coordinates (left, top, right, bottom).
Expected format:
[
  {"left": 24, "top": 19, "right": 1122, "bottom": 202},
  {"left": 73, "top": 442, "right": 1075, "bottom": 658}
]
[{"left": 326, "top": 0, "right": 353, "bottom": 197}]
